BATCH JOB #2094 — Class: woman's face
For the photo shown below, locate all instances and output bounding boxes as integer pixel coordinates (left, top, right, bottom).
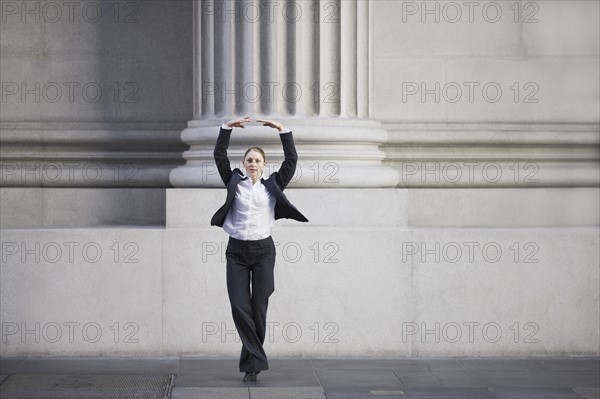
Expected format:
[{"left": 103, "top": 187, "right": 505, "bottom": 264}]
[{"left": 243, "top": 150, "right": 266, "bottom": 181}]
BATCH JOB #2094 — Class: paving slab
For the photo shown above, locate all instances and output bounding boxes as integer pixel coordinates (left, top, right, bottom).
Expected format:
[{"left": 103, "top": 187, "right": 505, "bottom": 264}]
[
  {"left": 394, "top": 370, "right": 485, "bottom": 388},
  {"left": 532, "top": 358, "right": 600, "bottom": 372},
  {"left": 0, "top": 358, "right": 24, "bottom": 374},
  {"left": 490, "top": 387, "right": 587, "bottom": 398},
  {"left": 171, "top": 387, "right": 249, "bottom": 399},
  {"left": 471, "top": 371, "right": 600, "bottom": 388},
  {"left": 313, "top": 358, "right": 471, "bottom": 373},
  {"left": 176, "top": 358, "right": 248, "bottom": 387},
  {"left": 315, "top": 370, "right": 404, "bottom": 398},
  {"left": 170, "top": 386, "right": 326, "bottom": 399},
  {"left": 399, "top": 387, "right": 498, "bottom": 399},
  {"left": 249, "top": 387, "right": 326, "bottom": 399},
  {"left": 420, "top": 359, "right": 469, "bottom": 371},
  {"left": 312, "top": 358, "right": 429, "bottom": 372},
  {"left": 572, "top": 387, "right": 600, "bottom": 399},
  {"left": 459, "top": 357, "right": 541, "bottom": 372},
  {"left": 0, "top": 373, "right": 174, "bottom": 399},
  {"left": 324, "top": 390, "right": 407, "bottom": 399},
  {"left": 15, "top": 356, "right": 180, "bottom": 375},
  {"left": 175, "top": 358, "right": 319, "bottom": 387}
]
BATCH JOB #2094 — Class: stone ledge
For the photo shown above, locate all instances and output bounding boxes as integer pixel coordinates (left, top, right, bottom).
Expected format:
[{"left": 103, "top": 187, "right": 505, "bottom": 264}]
[{"left": 0, "top": 188, "right": 166, "bottom": 228}]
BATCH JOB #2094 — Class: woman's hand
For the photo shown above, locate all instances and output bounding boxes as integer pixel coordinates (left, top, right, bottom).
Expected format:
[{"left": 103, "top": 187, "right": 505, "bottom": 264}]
[
  {"left": 256, "top": 119, "right": 284, "bottom": 132},
  {"left": 226, "top": 116, "right": 251, "bottom": 128}
]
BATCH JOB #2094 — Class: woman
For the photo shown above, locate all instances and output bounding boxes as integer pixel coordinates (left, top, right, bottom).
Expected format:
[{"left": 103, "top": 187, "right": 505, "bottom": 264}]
[{"left": 210, "top": 116, "right": 309, "bottom": 382}]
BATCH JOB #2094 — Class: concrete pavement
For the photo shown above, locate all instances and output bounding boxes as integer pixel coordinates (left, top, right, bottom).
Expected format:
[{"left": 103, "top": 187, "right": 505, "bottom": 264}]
[{"left": 0, "top": 356, "right": 598, "bottom": 399}]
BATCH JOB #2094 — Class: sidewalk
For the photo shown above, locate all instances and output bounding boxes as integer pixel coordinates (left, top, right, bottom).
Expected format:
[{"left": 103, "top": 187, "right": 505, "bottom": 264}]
[{"left": 0, "top": 356, "right": 598, "bottom": 399}]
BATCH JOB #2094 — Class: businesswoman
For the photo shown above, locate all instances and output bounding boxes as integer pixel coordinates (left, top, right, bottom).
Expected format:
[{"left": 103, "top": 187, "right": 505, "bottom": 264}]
[{"left": 210, "top": 116, "right": 308, "bottom": 382}]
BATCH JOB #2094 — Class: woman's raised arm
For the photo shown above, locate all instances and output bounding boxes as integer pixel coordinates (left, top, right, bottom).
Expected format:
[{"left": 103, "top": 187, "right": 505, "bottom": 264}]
[
  {"left": 213, "top": 116, "right": 251, "bottom": 185},
  {"left": 256, "top": 119, "right": 297, "bottom": 190}
]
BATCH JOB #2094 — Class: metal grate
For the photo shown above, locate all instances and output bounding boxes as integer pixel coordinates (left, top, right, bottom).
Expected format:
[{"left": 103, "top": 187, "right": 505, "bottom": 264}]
[{"left": 0, "top": 374, "right": 175, "bottom": 399}]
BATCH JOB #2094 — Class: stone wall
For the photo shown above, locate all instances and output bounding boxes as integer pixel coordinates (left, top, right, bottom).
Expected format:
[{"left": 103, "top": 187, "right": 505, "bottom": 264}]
[
  {"left": 1, "top": 0, "right": 598, "bottom": 356},
  {"left": 0, "top": 0, "right": 193, "bottom": 189}
]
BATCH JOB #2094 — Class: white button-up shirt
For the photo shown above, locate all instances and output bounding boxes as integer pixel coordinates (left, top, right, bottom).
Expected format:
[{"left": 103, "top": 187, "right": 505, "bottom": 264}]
[{"left": 222, "top": 173, "right": 277, "bottom": 240}]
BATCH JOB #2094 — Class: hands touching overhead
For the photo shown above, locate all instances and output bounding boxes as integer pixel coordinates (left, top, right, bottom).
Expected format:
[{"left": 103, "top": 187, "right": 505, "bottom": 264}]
[{"left": 226, "top": 116, "right": 286, "bottom": 132}]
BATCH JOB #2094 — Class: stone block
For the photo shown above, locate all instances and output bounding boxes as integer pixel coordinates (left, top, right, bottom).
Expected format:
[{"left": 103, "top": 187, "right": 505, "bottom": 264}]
[
  {"left": 0, "top": 228, "right": 164, "bottom": 356},
  {"left": 373, "top": 0, "right": 521, "bottom": 57},
  {"left": 407, "top": 188, "right": 600, "bottom": 227},
  {"left": 523, "top": 1, "right": 600, "bottom": 56}
]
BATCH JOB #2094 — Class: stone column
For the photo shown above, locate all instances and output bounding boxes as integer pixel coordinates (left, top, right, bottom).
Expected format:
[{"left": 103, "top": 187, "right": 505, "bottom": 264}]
[{"left": 169, "top": 0, "right": 398, "bottom": 188}]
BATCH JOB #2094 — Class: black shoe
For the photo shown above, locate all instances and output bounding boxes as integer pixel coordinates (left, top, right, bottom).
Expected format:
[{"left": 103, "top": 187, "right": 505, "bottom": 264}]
[{"left": 242, "top": 371, "right": 260, "bottom": 382}]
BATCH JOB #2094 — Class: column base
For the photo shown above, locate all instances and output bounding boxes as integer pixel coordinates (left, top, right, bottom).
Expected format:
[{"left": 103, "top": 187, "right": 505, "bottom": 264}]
[{"left": 169, "top": 118, "right": 399, "bottom": 188}]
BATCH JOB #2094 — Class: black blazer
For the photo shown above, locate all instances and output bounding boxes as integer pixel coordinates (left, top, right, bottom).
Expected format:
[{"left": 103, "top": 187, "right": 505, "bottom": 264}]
[{"left": 210, "top": 127, "right": 309, "bottom": 227}]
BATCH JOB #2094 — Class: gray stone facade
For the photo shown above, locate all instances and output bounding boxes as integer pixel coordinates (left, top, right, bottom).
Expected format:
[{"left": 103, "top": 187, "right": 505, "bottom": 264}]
[{"left": 1, "top": 1, "right": 598, "bottom": 356}]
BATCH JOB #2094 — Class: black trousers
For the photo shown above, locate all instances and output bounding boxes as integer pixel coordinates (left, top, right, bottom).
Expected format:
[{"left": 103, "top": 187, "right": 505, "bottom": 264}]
[{"left": 225, "top": 235, "right": 276, "bottom": 373}]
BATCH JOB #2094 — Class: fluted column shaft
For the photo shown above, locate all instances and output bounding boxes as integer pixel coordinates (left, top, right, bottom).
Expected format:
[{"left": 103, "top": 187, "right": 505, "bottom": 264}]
[{"left": 170, "top": 0, "right": 398, "bottom": 188}]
